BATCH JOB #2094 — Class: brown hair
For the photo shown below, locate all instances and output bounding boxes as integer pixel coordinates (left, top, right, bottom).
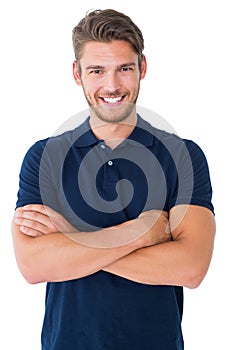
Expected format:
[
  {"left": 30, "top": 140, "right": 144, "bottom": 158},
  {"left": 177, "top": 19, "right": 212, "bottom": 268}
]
[{"left": 72, "top": 9, "right": 144, "bottom": 72}]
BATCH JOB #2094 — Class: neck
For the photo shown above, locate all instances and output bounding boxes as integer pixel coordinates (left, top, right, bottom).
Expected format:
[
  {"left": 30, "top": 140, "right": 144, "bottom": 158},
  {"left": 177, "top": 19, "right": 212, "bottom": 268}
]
[{"left": 89, "top": 113, "right": 137, "bottom": 149}]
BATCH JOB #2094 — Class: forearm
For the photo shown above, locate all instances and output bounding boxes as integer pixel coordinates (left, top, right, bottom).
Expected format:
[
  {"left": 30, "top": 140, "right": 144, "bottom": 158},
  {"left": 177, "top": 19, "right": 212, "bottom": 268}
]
[
  {"left": 103, "top": 240, "right": 197, "bottom": 287},
  {"left": 103, "top": 206, "right": 216, "bottom": 289},
  {"left": 12, "top": 224, "right": 141, "bottom": 284},
  {"left": 13, "top": 206, "right": 170, "bottom": 284}
]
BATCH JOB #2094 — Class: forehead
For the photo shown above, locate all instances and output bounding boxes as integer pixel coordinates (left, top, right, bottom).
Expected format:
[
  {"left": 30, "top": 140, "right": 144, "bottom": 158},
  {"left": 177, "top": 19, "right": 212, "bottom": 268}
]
[{"left": 80, "top": 40, "right": 138, "bottom": 68}]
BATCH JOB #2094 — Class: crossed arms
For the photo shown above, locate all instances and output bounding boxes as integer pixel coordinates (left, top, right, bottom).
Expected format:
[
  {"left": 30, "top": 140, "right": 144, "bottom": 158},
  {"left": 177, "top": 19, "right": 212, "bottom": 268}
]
[{"left": 12, "top": 204, "right": 215, "bottom": 288}]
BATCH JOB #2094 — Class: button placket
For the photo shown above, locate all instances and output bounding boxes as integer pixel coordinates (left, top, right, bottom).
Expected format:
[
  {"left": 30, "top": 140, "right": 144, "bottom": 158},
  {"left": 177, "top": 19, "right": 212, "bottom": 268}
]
[{"left": 99, "top": 143, "right": 114, "bottom": 167}]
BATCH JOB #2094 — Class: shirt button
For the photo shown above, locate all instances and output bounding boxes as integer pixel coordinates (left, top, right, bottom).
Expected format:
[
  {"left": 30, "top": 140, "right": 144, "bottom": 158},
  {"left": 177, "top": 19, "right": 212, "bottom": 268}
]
[
  {"left": 100, "top": 144, "right": 105, "bottom": 149},
  {"left": 108, "top": 160, "right": 113, "bottom": 166}
]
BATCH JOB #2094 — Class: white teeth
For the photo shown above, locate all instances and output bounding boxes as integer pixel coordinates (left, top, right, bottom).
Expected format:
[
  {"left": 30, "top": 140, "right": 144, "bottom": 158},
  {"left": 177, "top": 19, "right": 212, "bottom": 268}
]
[{"left": 103, "top": 97, "right": 122, "bottom": 103}]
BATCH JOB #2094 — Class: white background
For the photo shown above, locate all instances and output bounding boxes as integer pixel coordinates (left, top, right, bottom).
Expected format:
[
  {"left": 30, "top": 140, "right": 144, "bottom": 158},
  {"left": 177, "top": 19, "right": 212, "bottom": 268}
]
[{"left": 0, "top": 0, "right": 232, "bottom": 349}]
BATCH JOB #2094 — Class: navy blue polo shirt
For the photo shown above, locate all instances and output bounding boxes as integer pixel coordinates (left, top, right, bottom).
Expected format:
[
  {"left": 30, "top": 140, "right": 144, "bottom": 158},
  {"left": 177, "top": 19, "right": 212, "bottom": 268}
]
[{"left": 16, "top": 115, "right": 214, "bottom": 350}]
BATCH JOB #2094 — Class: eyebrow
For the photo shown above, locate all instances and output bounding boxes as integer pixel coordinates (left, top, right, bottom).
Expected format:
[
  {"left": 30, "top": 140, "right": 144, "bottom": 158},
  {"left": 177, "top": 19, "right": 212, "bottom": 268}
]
[
  {"left": 85, "top": 62, "right": 136, "bottom": 70},
  {"left": 85, "top": 65, "right": 104, "bottom": 70}
]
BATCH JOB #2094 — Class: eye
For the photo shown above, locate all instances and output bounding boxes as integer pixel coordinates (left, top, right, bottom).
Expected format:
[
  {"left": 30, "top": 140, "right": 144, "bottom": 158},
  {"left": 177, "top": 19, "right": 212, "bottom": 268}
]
[
  {"left": 90, "top": 69, "right": 102, "bottom": 74},
  {"left": 120, "top": 67, "right": 133, "bottom": 72}
]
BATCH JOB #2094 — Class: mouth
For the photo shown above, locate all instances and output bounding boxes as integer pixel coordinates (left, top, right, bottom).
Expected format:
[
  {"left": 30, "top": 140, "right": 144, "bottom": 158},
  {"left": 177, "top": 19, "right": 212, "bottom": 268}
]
[{"left": 99, "top": 96, "right": 126, "bottom": 104}]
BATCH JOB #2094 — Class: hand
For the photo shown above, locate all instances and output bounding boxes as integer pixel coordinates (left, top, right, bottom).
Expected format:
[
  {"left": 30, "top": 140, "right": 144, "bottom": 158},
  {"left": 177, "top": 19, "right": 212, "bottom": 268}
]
[
  {"left": 136, "top": 210, "right": 171, "bottom": 248},
  {"left": 14, "top": 204, "right": 78, "bottom": 237}
]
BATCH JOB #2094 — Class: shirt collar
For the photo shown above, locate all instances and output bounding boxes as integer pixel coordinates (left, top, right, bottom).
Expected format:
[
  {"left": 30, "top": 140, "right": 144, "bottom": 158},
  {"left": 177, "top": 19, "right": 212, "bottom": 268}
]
[
  {"left": 127, "top": 115, "right": 154, "bottom": 147},
  {"left": 73, "top": 117, "right": 101, "bottom": 147},
  {"left": 74, "top": 114, "right": 154, "bottom": 148}
]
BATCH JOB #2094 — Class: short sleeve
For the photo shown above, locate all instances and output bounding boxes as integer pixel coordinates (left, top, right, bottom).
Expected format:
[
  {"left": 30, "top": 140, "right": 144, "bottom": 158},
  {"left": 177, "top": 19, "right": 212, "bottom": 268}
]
[
  {"left": 168, "top": 140, "right": 214, "bottom": 214},
  {"left": 16, "top": 139, "right": 57, "bottom": 209}
]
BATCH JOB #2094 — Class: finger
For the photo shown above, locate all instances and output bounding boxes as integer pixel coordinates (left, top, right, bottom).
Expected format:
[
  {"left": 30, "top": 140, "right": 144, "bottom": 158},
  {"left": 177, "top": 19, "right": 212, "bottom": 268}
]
[
  {"left": 14, "top": 217, "right": 55, "bottom": 235},
  {"left": 139, "top": 209, "right": 168, "bottom": 219},
  {"left": 22, "top": 204, "right": 48, "bottom": 214},
  {"left": 42, "top": 208, "right": 77, "bottom": 233},
  {"left": 15, "top": 209, "right": 57, "bottom": 231},
  {"left": 19, "top": 205, "right": 78, "bottom": 234},
  {"left": 19, "top": 225, "right": 44, "bottom": 237},
  {"left": 22, "top": 205, "right": 64, "bottom": 230},
  {"left": 23, "top": 204, "right": 59, "bottom": 218}
]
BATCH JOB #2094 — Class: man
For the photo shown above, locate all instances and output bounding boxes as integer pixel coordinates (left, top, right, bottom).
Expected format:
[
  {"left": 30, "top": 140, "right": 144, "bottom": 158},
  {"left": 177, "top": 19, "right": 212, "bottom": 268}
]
[{"left": 12, "top": 9, "right": 216, "bottom": 350}]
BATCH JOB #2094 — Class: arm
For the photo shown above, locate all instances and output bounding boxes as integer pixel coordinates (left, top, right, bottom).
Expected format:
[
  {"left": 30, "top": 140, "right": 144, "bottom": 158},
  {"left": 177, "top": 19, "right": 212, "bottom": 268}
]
[
  {"left": 103, "top": 205, "right": 216, "bottom": 288},
  {"left": 12, "top": 205, "right": 171, "bottom": 284}
]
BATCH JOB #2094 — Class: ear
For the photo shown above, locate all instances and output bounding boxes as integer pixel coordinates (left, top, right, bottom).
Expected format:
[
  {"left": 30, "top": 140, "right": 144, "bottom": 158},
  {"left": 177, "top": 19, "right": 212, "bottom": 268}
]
[
  {"left": 73, "top": 61, "right": 82, "bottom": 86},
  {"left": 140, "top": 55, "right": 147, "bottom": 80}
]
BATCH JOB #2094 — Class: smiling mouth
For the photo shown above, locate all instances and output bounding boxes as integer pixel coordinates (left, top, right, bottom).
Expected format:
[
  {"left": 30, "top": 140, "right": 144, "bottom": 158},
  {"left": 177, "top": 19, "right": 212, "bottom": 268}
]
[{"left": 100, "top": 96, "right": 125, "bottom": 104}]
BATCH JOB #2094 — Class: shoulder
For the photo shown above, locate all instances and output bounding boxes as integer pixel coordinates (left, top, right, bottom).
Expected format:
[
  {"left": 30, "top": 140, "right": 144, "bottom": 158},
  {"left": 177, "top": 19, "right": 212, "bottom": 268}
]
[
  {"left": 23, "top": 118, "right": 90, "bottom": 160},
  {"left": 140, "top": 116, "right": 209, "bottom": 163}
]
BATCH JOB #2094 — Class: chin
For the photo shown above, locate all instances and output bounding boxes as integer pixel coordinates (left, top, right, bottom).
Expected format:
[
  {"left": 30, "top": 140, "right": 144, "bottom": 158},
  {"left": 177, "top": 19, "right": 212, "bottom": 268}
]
[{"left": 91, "top": 103, "right": 136, "bottom": 123}]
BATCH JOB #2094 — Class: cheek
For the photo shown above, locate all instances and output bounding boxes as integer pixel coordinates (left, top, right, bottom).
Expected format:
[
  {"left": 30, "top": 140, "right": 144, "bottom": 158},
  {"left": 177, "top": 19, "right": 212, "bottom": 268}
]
[
  {"left": 123, "top": 74, "right": 140, "bottom": 88},
  {"left": 127, "top": 78, "right": 140, "bottom": 95},
  {"left": 83, "top": 77, "right": 102, "bottom": 93}
]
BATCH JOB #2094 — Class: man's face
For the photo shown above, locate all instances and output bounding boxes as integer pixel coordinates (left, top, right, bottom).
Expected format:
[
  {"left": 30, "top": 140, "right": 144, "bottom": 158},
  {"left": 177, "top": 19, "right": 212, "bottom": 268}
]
[{"left": 73, "top": 40, "right": 146, "bottom": 123}]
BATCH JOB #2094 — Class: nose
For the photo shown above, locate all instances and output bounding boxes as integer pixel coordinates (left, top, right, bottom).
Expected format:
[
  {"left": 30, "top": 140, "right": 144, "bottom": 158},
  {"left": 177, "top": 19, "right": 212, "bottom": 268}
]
[{"left": 103, "top": 71, "right": 121, "bottom": 93}]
